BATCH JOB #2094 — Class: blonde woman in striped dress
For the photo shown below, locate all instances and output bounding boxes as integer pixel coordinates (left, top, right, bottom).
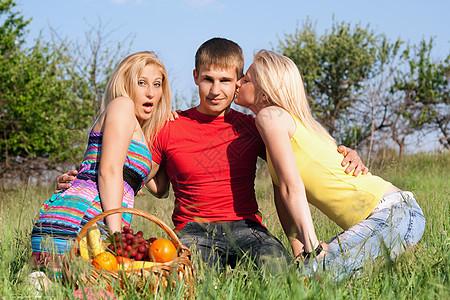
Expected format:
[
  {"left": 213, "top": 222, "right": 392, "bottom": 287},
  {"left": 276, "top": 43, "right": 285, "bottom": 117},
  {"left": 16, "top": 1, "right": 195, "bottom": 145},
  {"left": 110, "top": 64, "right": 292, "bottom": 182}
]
[{"left": 31, "top": 51, "right": 172, "bottom": 278}]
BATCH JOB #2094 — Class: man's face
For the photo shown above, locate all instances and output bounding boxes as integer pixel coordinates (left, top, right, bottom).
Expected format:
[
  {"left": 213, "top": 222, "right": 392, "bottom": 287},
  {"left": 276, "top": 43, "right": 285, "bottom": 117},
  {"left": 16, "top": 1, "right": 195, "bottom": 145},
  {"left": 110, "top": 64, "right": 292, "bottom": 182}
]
[{"left": 193, "top": 65, "right": 238, "bottom": 117}]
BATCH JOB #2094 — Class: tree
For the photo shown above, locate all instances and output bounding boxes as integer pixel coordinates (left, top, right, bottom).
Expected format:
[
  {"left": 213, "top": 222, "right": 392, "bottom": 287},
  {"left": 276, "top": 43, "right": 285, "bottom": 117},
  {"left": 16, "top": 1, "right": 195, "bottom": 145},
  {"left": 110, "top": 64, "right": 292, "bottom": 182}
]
[
  {"left": 50, "top": 19, "right": 133, "bottom": 112},
  {"left": 0, "top": 1, "right": 128, "bottom": 183},
  {"left": 390, "top": 39, "right": 450, "bottom": 155},
  {"left": 278, "top": 19, "right": 396, "bottom": 142},
  {"left": 0, "top": 0, "right": 29, "bottom": 54}
]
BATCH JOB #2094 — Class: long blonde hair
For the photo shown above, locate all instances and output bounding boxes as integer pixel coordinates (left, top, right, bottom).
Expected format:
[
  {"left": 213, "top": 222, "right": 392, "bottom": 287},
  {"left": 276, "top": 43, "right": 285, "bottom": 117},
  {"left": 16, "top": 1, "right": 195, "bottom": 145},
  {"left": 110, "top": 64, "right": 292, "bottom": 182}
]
[
  {"left": 252, "top": 49, "right": 335, "bottom": 145},
  {"left": 102, "top": 51, "right": 172, "bottom": 148}
]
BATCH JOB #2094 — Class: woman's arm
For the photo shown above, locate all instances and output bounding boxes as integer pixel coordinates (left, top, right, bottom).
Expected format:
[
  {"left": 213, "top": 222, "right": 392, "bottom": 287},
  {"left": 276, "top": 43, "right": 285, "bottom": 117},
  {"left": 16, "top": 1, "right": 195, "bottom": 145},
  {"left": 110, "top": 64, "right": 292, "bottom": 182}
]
[
  {"left": 273, "top": 183, "right": 304, "bottom": 257},
  {"left": 98, "top": 97, "right": 136, "bottom": 233},
  {"left": 256, "top": 106, "right": 320, "bottom": 254}
]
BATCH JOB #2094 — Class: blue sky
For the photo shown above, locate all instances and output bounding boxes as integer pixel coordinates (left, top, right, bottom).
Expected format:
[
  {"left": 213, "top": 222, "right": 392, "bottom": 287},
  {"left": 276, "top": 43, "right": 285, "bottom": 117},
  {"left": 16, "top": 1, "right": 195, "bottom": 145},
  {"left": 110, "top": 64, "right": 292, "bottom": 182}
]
[{"left": 16, "top": 0, "right": 450, "bottom": 99}]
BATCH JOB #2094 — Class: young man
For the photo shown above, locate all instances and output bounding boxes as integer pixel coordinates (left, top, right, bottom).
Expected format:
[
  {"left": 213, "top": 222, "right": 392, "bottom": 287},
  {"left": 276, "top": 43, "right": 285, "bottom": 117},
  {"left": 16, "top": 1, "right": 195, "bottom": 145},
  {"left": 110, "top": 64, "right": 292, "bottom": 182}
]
[
  {"left": 150, "top": 38, "right": 290, "bottom": 269},
  {"left": 57, "top": 38, "right": 367, "bottom": 270}
]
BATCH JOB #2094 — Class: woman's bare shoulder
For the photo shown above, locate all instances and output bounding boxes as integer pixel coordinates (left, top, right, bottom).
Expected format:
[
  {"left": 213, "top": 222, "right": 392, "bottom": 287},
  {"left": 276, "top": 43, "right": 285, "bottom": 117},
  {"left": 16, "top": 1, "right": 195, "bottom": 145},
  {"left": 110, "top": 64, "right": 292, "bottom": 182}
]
[
  {"left": 107, "top": 97, "right": 134, "bottom": 109},
  {"left": 256, "top": 106, "right": 290, "bottom": 127}
]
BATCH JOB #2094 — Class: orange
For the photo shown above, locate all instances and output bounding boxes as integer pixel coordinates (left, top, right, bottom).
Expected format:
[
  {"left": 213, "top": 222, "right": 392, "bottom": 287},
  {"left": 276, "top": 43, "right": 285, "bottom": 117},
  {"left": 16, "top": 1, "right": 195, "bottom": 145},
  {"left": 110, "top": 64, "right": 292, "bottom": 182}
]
[
  {"left": 117, "top": 256, "right": 134, "bottom": 269},
  {"left": 92, "top": 252, "right": 118, "bottom": 271},
  {"left": 149, "top": 238, "right": 177, "bottom": 263}
]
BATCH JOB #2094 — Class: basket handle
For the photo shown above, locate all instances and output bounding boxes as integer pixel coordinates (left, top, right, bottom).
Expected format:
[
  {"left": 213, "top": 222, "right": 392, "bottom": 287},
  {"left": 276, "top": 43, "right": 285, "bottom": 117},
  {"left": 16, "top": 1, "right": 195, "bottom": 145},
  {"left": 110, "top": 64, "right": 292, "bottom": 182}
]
[{"left": 76, "top": 208, "right": 182, "bottom": 249}]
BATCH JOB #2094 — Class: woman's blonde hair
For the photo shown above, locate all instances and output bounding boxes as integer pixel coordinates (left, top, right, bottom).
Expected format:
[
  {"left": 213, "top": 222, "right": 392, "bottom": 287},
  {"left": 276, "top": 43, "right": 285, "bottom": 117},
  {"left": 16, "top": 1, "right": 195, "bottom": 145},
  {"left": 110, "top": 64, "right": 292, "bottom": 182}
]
[
  {"left": 252, "top": 49, "right": 335, "bottom": 145},
  {"left": 102, "top": 51, "right": 172, "bottom": 148}
]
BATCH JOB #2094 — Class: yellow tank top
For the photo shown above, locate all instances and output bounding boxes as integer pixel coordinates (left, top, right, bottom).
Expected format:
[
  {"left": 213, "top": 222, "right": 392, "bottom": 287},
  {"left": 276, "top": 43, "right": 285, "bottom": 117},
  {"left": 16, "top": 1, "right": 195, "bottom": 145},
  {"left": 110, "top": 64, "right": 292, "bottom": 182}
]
[{"left": 267, "top": 115, "right": 392, "bottom": 230}]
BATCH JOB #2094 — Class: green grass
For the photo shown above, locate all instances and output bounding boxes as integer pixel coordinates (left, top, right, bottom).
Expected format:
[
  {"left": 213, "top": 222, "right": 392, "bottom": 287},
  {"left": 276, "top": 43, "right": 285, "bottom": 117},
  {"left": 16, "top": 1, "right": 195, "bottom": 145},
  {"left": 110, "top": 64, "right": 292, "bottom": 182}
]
[{"left": 0, "top": 152, "right": 448, "bottom": 299}]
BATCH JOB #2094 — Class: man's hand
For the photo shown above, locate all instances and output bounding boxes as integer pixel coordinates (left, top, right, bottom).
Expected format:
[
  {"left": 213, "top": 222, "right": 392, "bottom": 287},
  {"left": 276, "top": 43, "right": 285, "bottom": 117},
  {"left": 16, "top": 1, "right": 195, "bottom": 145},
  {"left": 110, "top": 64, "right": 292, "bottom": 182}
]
[
  {"left": 168, "top": 110, "right": 180, "bottom": 121},
  {"left": 55, "top": 169, "right": 78, "bottom": 193},
  {"left": 337, "top": 145, "right": 369, "bottom": 176}
]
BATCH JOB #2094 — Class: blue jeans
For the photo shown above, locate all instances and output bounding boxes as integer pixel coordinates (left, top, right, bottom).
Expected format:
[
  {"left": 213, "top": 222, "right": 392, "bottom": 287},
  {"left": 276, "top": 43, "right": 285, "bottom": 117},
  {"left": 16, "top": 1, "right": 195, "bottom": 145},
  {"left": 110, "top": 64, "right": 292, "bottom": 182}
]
[
  {"left": 303, "top": 191, "right": 426, "bottom": 280},
  {"left": 177, "top": 219, "right": 290, "bottom": 272}
]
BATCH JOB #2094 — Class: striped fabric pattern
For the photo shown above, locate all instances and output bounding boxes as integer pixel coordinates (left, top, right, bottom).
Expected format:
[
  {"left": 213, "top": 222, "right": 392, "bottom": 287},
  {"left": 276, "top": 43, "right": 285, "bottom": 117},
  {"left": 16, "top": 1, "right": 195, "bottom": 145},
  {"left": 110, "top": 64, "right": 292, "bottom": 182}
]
[{"left": 31, "top": 130, "right": 152, "bottom": 276}]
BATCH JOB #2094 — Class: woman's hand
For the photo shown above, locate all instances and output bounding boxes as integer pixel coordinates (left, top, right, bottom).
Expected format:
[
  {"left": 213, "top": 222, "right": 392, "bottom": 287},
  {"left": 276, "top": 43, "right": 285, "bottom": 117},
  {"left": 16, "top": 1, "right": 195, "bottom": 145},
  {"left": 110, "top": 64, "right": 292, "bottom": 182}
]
[
  {"left": 317, "top": 242, "right": 328, "bottom": 259},
  {"left": 55, "top": 170, "right": 78, "bottom": 193},
  {"left": 337, "top": 145, "right": 369, "bottom": 176}
]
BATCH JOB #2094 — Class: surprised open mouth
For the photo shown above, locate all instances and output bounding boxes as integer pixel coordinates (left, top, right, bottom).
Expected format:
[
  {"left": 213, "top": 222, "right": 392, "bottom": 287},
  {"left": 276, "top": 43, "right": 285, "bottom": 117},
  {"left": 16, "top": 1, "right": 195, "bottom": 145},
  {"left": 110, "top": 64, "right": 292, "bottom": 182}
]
[{"left": 143, "top": 102, "right": 153, "bottom": 113}]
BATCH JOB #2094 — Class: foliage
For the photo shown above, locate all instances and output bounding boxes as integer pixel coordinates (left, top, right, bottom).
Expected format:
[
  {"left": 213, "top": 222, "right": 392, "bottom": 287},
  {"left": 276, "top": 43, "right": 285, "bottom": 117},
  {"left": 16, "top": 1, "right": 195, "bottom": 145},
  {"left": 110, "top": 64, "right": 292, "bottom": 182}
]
[
  {"left": 0, "top": 0, "right": 29, "bottom": 54},
  {"left": 0, "top": 39, "right": 94, "bottom": 162},
  {"left": 390, "top": 39, "right": 450, "bottom": 155},
  {"left": 0, "top": 1, "right": 93, "bottom": 167},
  {"left": 0, "top": 1, "right": 132, "bottom": 183},
  {"left": 277, "top": 18, "right": 449, "bottom": 157},
  {"left": 278, "top": 18, "right": 399, "bottom": 142}
]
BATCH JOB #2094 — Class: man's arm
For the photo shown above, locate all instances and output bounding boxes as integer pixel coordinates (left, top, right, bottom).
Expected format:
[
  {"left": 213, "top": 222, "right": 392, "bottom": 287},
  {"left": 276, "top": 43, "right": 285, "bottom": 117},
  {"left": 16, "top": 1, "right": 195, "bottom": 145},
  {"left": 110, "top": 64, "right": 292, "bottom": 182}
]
[
  {"left": 145, "top": 164, "right": 170, "bottom": 198},
  {"left": 337, "top": 145, "right": 369, "bottom": 176},
  {"left": 55, "top": 169, "right": 78, "bottom": 193}
]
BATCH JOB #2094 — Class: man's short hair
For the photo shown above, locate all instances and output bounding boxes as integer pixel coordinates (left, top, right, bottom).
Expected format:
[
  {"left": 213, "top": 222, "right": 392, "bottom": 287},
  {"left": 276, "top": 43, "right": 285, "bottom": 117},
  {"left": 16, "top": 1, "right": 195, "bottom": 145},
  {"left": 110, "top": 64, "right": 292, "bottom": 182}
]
[{"left": 195, "top": 37, "right": 244, "bottom": 79}]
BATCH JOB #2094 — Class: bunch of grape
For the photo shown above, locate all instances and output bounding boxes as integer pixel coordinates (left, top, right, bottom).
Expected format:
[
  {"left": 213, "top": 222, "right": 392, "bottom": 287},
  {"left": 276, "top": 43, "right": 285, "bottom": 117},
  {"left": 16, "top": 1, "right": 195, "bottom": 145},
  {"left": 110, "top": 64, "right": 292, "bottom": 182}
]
[{"left": 107, "top": 226, "right": 156, "bottom": 261}]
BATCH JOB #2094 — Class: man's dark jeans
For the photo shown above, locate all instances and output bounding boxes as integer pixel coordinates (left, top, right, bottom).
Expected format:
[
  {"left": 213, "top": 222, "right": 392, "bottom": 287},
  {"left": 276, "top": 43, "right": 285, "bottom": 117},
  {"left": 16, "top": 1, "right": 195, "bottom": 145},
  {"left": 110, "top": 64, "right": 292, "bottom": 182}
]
[{"left": 177, "top": 219, "right": 291, "bottom": 271}]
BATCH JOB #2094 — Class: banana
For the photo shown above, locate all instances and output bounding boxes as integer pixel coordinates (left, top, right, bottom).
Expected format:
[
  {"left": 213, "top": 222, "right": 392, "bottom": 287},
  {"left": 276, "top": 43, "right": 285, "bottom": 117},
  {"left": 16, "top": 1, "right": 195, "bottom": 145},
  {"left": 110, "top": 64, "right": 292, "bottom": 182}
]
[
  {"left": 129, "top": 260, "right": 157, "bottom": 270},
  {"left": 79, "top": 235, "right": 90, "bottom": 260},
  {"left": 87, "top": 226, "right": 106, "bottom": 256}
]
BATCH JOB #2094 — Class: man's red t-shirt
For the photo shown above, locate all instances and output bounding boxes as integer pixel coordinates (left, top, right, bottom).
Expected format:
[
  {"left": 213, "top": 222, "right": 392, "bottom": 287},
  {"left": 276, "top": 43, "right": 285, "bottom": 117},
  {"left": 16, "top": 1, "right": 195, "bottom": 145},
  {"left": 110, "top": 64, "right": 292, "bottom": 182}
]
[{"left": 152, "top": 108, "right": 265, "bottom": 230}]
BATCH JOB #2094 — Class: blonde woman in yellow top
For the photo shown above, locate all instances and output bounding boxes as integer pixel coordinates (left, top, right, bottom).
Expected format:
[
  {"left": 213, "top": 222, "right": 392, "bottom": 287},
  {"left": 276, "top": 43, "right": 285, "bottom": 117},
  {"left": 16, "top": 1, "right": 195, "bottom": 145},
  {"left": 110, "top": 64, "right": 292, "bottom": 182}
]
[{"left": 234, "top": 49, "right": 425, "bottom": 279}]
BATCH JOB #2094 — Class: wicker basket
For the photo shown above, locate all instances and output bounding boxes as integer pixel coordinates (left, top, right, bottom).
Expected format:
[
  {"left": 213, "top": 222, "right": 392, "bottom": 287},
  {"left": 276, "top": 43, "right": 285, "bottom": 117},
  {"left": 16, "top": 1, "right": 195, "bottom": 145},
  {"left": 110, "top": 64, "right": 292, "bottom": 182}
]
[{"left": 61, "top": 208, "right": 195, "bottom": 298}]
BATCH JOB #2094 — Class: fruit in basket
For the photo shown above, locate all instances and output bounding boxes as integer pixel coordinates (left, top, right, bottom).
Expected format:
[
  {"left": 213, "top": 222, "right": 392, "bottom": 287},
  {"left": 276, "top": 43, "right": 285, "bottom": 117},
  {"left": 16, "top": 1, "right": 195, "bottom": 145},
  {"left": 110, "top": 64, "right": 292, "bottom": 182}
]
[
  {"left": 79, "top": 236, "right": 89, "bottom": 259},
  {"left": 88, "top": 226, "right": 106, "bottom": 256},
  {"left": 130, "top": 260, "right": 156, "bottom": 269},
  {"left": 107, "top": 227, "right": 157, "bottom": 261},
  {"left": 79, "top": 226, "right": 105, "bottom": 259},
  {"left": 149, "top": 238, "right": 177, "bottom": 263},
  {"left": 116, "top": 256, "right": 156, "bottom": 270},
  {"left": 92, "top": 252, "right": 119, "bottom": 271},
  {"left": 116, "top": 256, "right": 134, "bottom": 269}
]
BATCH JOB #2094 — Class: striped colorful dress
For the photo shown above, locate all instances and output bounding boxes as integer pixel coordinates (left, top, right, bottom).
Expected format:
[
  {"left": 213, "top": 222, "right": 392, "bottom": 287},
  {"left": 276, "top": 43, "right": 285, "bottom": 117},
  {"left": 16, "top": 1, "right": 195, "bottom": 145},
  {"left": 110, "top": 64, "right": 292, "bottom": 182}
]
[{"left": 31, "top": 130, "right": 152, "bottom": 277}]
